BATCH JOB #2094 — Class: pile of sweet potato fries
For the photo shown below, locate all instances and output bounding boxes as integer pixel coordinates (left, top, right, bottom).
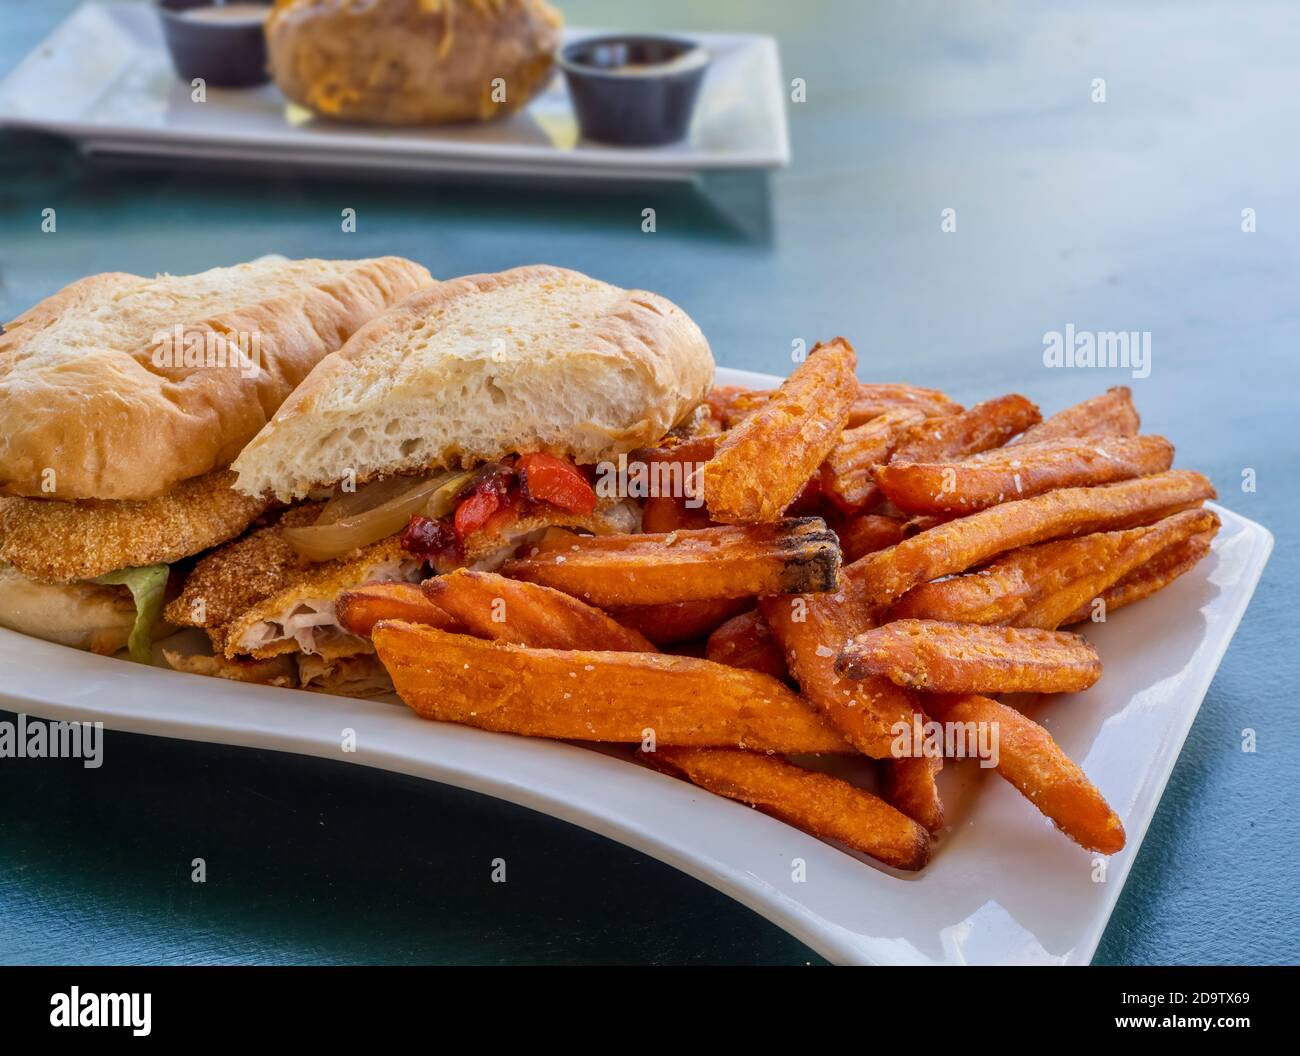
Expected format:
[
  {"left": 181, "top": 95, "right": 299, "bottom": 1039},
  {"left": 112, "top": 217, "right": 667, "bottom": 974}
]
[{"left": 337, "top": 338, "right": 1218, "bottom": 872}]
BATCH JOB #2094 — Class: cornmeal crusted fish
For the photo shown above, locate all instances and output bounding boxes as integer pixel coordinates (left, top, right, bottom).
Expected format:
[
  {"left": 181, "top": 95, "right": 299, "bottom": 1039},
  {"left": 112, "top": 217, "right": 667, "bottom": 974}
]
[{"left": 0, "top": 471, "right": 267, "bottom": 583}]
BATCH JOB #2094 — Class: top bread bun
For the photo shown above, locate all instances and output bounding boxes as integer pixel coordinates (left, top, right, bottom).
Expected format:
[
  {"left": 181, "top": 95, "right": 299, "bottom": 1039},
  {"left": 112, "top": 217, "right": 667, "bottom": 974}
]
[
  {"left": 266, "top": 0, "right": 563, "bottom": 125},
  {"left": 232, "top": 265, "right": 715, "bottom": 503},
  {"left": 0, "top": 257, "right": 433, "bottom": 501}
]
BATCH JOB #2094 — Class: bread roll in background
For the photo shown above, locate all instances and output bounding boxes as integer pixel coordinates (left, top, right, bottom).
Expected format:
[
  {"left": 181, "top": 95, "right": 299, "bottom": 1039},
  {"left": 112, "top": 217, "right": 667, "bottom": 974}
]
[
  {"left": 233, "top": 265, "right": 715, "bottom": 502},
  {"left": 266, "top": 0, "right": 563, "bottom": 125}
]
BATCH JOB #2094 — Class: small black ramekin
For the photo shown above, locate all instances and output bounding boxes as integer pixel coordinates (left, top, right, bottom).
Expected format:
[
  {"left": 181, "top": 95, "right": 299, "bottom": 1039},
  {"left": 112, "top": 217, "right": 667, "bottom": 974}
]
[
  {"left": 156, "top": 0, "right": 272, "bottom": 89},
  {"left": 558, "top": 34, "right": 710, "bottom": 147}
]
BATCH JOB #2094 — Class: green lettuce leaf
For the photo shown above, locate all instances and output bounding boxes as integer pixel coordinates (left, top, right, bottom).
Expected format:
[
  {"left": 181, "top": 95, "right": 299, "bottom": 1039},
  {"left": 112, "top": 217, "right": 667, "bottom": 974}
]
[{"left": 92, "top": 564, "right": 169, "bottom": 664}]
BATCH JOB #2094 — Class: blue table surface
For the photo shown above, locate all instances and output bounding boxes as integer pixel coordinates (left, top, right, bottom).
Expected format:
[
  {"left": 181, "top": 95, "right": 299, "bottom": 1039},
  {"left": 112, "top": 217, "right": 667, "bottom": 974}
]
[{"left": 1, "top": 0, "right": 1296, "bottom": 965}]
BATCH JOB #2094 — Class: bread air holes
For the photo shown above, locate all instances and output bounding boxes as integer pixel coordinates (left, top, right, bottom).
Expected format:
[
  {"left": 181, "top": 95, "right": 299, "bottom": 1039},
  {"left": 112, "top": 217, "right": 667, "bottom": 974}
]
[{"left": 400, "top": 438, "right": 421, "bottom": 457}]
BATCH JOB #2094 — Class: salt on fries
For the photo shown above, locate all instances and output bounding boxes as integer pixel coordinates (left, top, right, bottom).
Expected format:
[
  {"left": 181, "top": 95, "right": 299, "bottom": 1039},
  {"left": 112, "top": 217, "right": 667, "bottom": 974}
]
[{"left": 358, "top": 358, "right": 1218, "bottom": 870}]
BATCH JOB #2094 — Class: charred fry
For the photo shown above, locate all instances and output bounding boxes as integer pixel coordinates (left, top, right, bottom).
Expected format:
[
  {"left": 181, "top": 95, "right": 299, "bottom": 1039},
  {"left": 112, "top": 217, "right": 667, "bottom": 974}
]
[
  {"left": 641, "top": 747, "right": 932, "bottom": 871},
  {"left": 502, "top": 518, "right": 842, "bottom": 606},
  {"left": 835, "top": 619, "right": 1102, "bottom": 694},
  {"left": 704, "top": 339, "right": 858, "bottom": 523},
  {"left": 874, "top": 434, "right": 1176, "bottom": 515},
  {"left": 372, "top": 621, "right": 851, "bottom": 754},
  {"left": 925, "top": 694, "right": 1125, "bottom": 853}
]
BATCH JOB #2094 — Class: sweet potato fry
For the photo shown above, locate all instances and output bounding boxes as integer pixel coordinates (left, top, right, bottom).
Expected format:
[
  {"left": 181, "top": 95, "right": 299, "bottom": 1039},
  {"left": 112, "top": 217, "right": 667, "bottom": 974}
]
[
  {"left": 874, "top": 434, "right": 1176, "bottom": 515},
  {"left": 705, "top": 610, "right": 789, "bottom": 681},
  {"left": 706, "top": 386, "right": 766, "bottom": 429},
  {"left": 821, "top": 407, "right": 926, "bottom": 513},
  {"left": 924, "top": 694, "right": 1125, "bottom": 853},
  {"left": 717, "top": 382, "right": 962, "bottom": 431},
  {"left": 835, "top": 619, "right": 1102, "bottom": 694},
  {"left": 1010, "top": 386, "right": 1139, "bottom": 446},
  {"left": 855, "top": 470, "right": 1216, "bottom": 607},
  {"left": 834, "top": 513, "right": 907, "bottom": 562},
  {"left": 501, "top": 518, "right": 842, "bottom": 606},
  {"left": 336, "top": 582, "right": 459, "bottom": 638},
  {"left": 759, "top": 575, "right": 918, "bottom": 759},
  {"left": 372, "top": 621, "right": 851, "bottom": 754},
  {"left": 423, "top": 569, "right": 655, "bottom": 652},
  {"left": 888, "top": 394, "right": 1041, "bottom": 464},
  {"left": 1015, "top": 510, "right": 1218, "bottom": 629},
  {"left": 888, "top": 509, "right": 1219, "bottom": 629},
  {"left": 642, "top": 495, "right": 713, "bottom": 532},
  {"left": 703, "top": 339, "right": 858, "bottom": 523},
  {"left": 880, "top": 754, "right": 945, "bottom": 834},
  {"left": 847, "top": 383, "right": 964, "bottom": 426},
  {"left": 640, "top": 747, "right": 931, "bottom": 870},
  {"left": 1062, "top": 526, "right": 1217, "bottom": 625},
  {"left": 610, "top": 597, "right": 751, "bottom": 647},
  {"left": 622, "top": 435, "right": 718, "bottom": 530}
]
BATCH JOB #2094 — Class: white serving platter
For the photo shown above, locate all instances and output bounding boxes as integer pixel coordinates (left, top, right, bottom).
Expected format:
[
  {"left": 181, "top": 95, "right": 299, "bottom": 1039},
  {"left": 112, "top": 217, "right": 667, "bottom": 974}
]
[
  {"left": 0, "top": 367, "right": 1272, "bottom": 964},
  {"left": 0, "top": 2, "right": 790, "bottom": 181}
]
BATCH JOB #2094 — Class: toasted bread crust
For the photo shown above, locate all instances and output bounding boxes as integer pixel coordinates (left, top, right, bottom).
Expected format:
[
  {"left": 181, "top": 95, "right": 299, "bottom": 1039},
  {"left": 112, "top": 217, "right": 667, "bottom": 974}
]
[
  {"left": 0, "top": 257, "right": 433, "bottom": 500},
  {"left": 232, "top": 265, "right": 714, "bottom": 501}
]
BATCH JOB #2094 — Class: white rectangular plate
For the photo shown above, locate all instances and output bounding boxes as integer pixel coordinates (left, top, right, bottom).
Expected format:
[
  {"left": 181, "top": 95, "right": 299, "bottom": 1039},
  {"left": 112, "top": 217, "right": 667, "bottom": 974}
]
[
  {"left": 0, "top": 2, "right": 789, "bottom": 181},
  {"left": 0, "top": 367, "right": 1271, "bottom": 964}
]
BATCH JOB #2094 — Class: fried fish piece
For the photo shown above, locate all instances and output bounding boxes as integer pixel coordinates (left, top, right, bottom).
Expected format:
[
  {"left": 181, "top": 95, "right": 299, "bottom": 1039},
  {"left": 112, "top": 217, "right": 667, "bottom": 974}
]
[
  {"left": 0, "top": 470, "right": 268, "bottom": 583},
  {"left": 166, "top": 503, "right": 323, "bottom": 629},
  {"left": 220, "top": 535, "right": 422, "bottom": 659}
]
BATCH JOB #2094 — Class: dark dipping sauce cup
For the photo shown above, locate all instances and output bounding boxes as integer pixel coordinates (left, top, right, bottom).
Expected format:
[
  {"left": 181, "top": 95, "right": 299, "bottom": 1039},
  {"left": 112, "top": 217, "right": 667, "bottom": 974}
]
[
  {"left": 559, "top": 34, "right": 710, "bottom": 147},
  {"left": 156, "top": 0, "right": 272, "bottom": 89}
]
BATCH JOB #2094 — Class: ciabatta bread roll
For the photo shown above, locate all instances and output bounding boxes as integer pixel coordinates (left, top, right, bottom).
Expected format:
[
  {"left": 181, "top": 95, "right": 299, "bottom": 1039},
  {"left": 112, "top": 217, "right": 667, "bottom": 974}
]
[{"left": 233, "top": 264, "right": 714, "bottom": 502}]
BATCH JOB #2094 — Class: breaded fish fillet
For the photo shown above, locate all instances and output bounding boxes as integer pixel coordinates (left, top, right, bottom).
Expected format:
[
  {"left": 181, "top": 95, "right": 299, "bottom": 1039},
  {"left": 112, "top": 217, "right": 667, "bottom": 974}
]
[
  {"left": 212, "top": 535, "right": 422, "bottom": 659},
  {"left": 165, "top": 503, "right": 323, "bottom": 629},
  {"left": 0, "top": 470, "right": 268, "bottom": 583}
]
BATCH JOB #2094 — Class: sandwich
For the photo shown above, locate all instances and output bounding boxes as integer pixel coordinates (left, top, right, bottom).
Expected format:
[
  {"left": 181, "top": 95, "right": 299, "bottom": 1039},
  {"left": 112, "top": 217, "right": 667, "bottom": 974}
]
[
  {"left": 165, "top": 264, "right": 713, "bottom": 694},
  {"left": 0, "top": 256, "right": 435, "bottom": 662}
]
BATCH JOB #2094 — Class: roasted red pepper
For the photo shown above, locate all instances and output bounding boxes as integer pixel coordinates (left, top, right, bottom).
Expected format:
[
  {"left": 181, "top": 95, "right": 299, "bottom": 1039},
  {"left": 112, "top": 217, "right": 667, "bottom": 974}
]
[{"left": 518, "top": 453, "right": 598, "bottom": 514}]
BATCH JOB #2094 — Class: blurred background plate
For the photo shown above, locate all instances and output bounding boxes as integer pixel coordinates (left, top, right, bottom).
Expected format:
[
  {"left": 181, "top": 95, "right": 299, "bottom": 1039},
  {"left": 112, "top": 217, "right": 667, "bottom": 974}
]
[{"left": 0, "top": 1, "right": 790, "bottom": 182}]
